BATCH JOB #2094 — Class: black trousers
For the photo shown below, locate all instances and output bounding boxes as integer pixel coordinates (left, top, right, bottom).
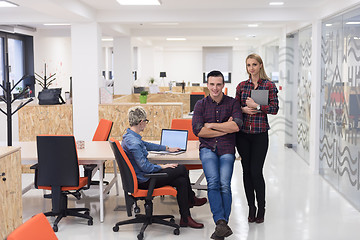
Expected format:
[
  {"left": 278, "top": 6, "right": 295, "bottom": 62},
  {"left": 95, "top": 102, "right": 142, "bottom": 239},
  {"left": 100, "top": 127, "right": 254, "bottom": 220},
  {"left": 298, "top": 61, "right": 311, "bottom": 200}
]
[
  {"left": 236, "top": 131, "right": 269, "bottom": 209},
  {"left": 138, "top": 164, "right": 194, "bottom": 218}
]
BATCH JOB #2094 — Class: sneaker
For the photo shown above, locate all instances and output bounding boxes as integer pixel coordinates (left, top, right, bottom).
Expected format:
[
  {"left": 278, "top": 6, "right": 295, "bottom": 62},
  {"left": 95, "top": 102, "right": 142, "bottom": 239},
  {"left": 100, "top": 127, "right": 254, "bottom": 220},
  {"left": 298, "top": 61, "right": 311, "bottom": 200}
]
[
  {"left": 210, "top": 231, "right": 225, "bottom": 240},
  {"left": 215, "top": 220, "right": 233, "bottom": 237}
]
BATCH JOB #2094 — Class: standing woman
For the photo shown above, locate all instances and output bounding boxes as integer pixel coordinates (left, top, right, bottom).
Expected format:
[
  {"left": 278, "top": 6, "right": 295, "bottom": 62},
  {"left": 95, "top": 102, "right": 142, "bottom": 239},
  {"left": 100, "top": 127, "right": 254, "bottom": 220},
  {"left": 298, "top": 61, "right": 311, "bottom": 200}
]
[{"left": 235, "top": 53, "right": 279, "bottom": 224}]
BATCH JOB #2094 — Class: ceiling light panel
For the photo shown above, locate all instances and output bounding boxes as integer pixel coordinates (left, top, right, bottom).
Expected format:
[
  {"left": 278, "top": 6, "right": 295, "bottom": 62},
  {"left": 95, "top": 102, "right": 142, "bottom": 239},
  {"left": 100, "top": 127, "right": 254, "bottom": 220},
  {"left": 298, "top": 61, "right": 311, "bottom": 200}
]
[
  {"left": 117, "top": 0, "right": 161, "bottom": 5},
  {"left": 269, "top": 2, "right": 284, "bottom": 6},
  {"left": 0, "top": 0, "right": 18, "bottom": 7},
  {"left": 166, "top": 38, "right": 186, "bottom": 41}
]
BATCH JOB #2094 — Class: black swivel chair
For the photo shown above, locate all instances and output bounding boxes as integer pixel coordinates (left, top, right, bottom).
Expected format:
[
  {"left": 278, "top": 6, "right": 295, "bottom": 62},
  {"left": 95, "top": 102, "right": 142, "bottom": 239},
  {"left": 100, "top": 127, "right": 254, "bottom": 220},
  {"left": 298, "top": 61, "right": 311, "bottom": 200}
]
[
  {"left": 33, "top": 135, "right": 93, "bottom": 232},
  {"left": 109, "top": 138, "right": 180, "bottom": 240}
]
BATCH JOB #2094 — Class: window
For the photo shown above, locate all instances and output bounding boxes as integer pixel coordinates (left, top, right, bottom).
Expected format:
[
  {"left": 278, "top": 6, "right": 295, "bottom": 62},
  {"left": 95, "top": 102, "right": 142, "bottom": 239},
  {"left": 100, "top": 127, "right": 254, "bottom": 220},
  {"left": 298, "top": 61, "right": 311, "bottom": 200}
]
[{"left": 0, "top": 31, "right": 34, "bottom": 99}]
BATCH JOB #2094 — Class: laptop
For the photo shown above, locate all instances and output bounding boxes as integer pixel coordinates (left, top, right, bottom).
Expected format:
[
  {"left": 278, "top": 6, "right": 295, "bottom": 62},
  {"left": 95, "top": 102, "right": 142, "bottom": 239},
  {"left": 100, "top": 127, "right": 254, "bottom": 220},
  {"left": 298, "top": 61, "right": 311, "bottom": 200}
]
[
  {"left": 150, "top": 129, "right": 188, "bottom": 155},
  {"left": 251, "top": 89, "right": 269, "bottom": 105}
]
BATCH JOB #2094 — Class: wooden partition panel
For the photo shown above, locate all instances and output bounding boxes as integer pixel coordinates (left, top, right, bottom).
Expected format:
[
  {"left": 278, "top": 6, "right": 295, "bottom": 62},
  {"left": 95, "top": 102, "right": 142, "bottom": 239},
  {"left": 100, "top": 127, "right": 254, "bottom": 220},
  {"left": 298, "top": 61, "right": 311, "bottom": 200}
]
[
  {"left": 18, "top": 104, "right": 73, "bottom": 141},
  {"left": 99, "top": 102, "right": 183, "bottom": 172},
  {"left": 0, "top": 147, "right": 22, "bottom": 239}
]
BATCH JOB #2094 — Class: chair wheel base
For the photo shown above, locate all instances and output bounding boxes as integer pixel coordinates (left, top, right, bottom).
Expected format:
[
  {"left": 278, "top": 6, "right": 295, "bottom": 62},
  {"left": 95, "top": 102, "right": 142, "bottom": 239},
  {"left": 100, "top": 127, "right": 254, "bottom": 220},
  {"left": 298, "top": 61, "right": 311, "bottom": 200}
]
[
  {"left": 137, "top": 232, "right": 144, "bottom": 240},
  {"left": 53, "top": 225, "right": 58, "bottom": 232},
  {"left": 113, "top": 226, "right": 119, "bottom": 232},
  {"left": 174, "top": 228, "right": 180, "bottom": 235}
]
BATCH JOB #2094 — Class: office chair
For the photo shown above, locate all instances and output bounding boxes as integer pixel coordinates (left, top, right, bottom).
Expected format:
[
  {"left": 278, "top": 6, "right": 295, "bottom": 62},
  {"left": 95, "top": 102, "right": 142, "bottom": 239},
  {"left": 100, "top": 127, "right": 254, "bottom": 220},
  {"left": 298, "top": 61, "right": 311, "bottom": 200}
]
[
  {"left": 83, "top": 119, "right": 113, "bottom": 186},
  {"left": 6, "top": 213, "right": 58, "bottom": 240},
  {"left": 171, "top": 118, "right": 202, "bottom": 171},
  {"left": 33, "top": 135, "right": 93, "bottom": 232},
  {"left": 109, "top": 138, "right": 180, "bottom": 240},
  {"left": 190, "top": 91, "right": 206, "bottom": 97}
]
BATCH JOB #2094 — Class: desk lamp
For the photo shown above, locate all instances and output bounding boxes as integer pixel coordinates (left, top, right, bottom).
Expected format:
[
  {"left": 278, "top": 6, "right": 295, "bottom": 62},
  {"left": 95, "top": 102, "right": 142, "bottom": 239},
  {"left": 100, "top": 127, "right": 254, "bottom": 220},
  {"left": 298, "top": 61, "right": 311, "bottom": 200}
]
[{"left": 160, "top": 72, "right": 167, "bottom": 86}]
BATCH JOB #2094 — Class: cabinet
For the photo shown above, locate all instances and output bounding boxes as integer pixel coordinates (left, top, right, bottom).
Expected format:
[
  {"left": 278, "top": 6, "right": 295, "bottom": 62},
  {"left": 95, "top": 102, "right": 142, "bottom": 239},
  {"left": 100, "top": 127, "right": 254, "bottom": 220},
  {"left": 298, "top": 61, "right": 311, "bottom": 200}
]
[{"left": 0, "top": 147, "right": 22, "bottom": 239}]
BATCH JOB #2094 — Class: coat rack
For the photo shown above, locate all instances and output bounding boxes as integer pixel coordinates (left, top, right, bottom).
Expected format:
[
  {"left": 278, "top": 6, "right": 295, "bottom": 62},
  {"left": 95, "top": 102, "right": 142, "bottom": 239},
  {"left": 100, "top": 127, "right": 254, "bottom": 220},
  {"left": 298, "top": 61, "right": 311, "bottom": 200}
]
[
  {"left": 0, "top": 75, "right": 33, "bottom": 146},
  {"left": 35, "top": 63, "right": 56, "bottom": 90}
]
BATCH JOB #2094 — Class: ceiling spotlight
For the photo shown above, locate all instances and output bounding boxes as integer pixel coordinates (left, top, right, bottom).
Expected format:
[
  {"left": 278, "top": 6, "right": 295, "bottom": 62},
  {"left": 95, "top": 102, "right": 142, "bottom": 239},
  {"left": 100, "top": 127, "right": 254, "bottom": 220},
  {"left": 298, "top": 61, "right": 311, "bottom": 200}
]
[
  {"left": 0, "top": 0, "right": 18, "bottom": 7},
  {"left": 248, "top": 24, "right": 259, "bottom": 28},
  {"left": 117, "top": 0, "right": 161, "bottom": 5}
]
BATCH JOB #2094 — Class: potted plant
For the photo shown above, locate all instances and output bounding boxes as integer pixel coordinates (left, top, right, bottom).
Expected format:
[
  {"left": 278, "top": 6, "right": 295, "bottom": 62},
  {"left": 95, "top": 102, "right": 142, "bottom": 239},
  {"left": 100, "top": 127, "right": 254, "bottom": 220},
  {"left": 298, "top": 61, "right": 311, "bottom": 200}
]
[
  {"left": 139, "top": 91, "right": 148, "bottom": 104},
  {"left": 149, "top": 77, "right": 155, "bottom": 85},
  {"left": 149, "top": 77, "right": 159, "bottom": 93}
]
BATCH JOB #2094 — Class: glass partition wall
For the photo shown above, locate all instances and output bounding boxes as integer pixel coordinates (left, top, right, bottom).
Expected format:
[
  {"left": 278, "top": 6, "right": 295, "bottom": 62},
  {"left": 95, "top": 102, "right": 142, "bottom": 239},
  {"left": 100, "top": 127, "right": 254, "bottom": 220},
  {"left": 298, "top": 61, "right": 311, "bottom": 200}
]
[{"left": 320, "top": 7, "right": 360, "bottom": 210}]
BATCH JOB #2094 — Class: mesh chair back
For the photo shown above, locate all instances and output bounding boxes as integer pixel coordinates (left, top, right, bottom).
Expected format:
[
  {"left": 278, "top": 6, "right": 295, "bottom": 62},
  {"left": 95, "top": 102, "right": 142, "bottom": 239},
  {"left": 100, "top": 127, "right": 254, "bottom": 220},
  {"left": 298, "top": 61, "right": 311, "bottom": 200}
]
[
  {"left": 110, "top": 138, "right": 137, "bottom": 194},
  {"left": 36, "top": 135, "right": 79, "bottom": 187}
]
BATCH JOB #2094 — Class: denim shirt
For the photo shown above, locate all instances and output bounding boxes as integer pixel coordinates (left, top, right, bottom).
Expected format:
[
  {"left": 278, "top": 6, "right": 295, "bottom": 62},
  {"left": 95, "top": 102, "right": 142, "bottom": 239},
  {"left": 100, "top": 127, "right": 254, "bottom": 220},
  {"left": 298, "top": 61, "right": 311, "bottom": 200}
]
[{"left": 121, "top": 128, "right": 165, "bottom": 183}]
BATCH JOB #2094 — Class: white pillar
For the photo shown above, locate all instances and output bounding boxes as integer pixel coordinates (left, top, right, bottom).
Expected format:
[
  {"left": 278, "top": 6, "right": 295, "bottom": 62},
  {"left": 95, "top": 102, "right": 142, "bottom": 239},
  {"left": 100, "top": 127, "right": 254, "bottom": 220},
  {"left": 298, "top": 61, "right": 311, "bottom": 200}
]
[
  {"left": 309, "top": 19, "right": 322, "bottom": 173},
  {"left": 71, "top": 23, "right": 101, "bottom": 140},
  {"left": 113, "top": 37, "right": 132, "bottom": 95}
]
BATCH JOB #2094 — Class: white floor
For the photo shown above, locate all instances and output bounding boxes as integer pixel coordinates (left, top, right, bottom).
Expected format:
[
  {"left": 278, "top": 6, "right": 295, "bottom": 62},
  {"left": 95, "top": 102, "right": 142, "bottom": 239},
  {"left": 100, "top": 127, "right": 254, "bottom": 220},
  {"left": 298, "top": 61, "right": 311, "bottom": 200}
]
[{"left": 21, "top": 134, "right": 360, "bottom": 240}]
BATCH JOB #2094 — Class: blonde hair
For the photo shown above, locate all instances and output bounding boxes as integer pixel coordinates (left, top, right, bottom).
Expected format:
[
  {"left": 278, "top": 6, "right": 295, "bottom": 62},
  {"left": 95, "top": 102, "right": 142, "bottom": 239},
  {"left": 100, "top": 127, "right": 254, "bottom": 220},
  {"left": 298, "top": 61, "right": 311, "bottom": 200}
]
[
  {"left": 128, "top": 106, "right": 147, "bottom": 126},
  {"left": 246, "top": 53, "right": 270, "bottom": 80}
]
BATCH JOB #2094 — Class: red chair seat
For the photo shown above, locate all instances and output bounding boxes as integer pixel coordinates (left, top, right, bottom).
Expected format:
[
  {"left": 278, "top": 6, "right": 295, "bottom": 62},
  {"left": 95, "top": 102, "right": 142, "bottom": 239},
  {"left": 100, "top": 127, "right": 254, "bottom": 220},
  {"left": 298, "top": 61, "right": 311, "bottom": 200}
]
[
  {"left": 133, "top": 186, "right": 177, "bottom": 198},
  {"left": 6, "top": 213, "right": 58, "bottom": 240}
]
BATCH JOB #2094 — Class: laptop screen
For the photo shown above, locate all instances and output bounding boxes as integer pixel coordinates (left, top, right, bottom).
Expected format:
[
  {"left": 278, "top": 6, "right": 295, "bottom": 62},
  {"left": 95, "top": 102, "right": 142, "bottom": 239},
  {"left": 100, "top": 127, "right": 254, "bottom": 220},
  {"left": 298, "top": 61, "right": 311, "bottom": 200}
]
[{"left": 160, "top": 129, "right": 188, "bottom": 150}]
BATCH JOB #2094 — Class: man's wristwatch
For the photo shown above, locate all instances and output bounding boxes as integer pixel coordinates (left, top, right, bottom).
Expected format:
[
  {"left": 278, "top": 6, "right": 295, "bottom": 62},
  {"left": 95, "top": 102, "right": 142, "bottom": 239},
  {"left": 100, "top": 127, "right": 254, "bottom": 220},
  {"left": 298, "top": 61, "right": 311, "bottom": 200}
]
[{"left": 256, "top": 105, "right": 261, "bottom": 111}]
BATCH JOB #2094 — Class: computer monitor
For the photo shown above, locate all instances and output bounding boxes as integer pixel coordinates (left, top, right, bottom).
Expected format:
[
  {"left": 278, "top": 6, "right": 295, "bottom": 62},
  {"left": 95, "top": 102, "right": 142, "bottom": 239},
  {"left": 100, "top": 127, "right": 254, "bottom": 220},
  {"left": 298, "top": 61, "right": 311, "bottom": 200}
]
[{"left": 190, "top": 94, "right": 205, "bottom": 112}]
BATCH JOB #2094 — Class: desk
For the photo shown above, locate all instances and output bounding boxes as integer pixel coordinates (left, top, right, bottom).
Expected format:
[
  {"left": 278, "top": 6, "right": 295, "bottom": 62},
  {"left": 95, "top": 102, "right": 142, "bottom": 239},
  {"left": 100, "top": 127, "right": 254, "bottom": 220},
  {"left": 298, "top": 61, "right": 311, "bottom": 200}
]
[
  {"left": 148, "top": 141, "right": 241, "bottom": 190},
  {"left": 148, "top": 141, "right": 207, "bottom": 190},
  {"left": 19, "top": 141, "right": 118, "bottom": 223}
]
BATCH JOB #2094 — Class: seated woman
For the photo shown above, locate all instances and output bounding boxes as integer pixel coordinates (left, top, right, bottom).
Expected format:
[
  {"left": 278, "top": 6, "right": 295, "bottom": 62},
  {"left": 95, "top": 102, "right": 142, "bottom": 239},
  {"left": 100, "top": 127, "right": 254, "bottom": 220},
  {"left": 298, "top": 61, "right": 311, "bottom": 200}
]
[{"left": 122, "top": 106, "right": 207, "bottom": 228}]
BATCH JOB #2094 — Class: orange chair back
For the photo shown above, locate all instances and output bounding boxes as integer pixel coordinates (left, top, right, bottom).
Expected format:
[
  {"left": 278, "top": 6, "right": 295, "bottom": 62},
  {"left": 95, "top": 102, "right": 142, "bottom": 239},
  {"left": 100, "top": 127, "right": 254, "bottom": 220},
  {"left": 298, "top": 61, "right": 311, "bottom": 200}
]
[
  {"left": 110, "top": 138, "right": 139, "bottom": 194},
  {"left": 224, "top": 87, "right": 228, "bottom": 95},
  {"left": 171, "top": 119, "right": 198, "bottom": 140},
  {"left": 109, "top": 138, "right": 177, "bottom": 198},
  {"left": 6, "top": 213, "right": 58, "bottom": 240},
  {"left": 190, "top": 91, "right": 206, "bottom": 97},
  {"left": 92, "top": 119, "right": 113, "bottom": 141}
]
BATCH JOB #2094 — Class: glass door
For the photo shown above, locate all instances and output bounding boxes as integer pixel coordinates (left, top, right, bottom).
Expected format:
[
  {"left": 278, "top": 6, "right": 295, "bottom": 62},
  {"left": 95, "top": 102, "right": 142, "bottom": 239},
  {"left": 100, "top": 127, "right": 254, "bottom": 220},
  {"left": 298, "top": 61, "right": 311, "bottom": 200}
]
[{"left": 7, "top": 36, "right": 25, "bottom": 94}]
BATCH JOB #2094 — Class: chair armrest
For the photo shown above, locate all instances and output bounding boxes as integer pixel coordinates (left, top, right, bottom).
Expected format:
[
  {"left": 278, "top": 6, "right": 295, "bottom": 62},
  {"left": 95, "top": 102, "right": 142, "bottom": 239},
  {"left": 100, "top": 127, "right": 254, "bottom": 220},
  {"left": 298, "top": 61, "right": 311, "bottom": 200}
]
[
  {"left": 143, "top": 172, "right": 168, "bottom": 178},
  {"left": 143, "top": 172, "right": 168, "bottom": 200},
  {"left": 30, "top": 163, "right": 38, "bottom": 169},
  {"left": 30, "top": 164, "right": 39, "bottom": 188}
]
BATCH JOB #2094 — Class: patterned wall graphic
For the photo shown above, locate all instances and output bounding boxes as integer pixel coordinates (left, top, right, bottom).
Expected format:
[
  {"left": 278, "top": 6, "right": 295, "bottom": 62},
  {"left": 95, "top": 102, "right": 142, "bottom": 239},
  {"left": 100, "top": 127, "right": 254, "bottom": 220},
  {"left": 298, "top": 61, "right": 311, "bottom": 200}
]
[
  {"left": 263, "top": 44, "right": 285, "bottom": 137},
  {"left": 280, "top": 45, "right": 295, "bottom": 141},
  {"left": 320, "top": 9, "right": 360, "bottom": 210},
  {"left": 296, "top": 27, "right": 312, "bottom": 163}
]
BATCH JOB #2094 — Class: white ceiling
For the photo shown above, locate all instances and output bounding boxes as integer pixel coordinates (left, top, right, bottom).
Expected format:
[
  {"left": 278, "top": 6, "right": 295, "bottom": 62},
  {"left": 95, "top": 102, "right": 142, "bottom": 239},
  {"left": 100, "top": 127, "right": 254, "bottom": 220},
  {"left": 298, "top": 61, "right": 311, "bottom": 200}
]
[{"left": 0, "top": 0, "right": 359, "bottom": 47}]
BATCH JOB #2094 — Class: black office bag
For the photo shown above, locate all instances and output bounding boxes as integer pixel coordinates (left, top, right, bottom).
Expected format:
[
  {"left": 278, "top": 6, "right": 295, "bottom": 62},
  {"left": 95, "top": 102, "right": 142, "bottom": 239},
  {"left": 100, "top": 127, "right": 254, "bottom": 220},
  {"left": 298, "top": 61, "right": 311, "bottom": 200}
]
[{"left": 38, "top": 88, "right": 65, "bottom": 105}]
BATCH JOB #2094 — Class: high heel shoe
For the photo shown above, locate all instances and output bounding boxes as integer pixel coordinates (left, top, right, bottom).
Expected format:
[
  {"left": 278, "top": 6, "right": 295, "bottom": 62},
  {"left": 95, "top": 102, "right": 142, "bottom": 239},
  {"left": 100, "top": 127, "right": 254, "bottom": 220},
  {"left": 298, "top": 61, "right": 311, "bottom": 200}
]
[
  {"left": 248, "top": 206, "right": 257, "bottom": 223},
  {"left": 255, "top": 208, "right": 265, "bottom": 223}
]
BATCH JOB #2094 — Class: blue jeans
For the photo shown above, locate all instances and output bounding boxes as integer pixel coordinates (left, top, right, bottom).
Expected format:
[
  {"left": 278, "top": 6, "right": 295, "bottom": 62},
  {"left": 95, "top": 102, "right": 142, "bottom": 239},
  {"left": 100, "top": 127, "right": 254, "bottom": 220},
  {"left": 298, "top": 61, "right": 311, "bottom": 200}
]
[{"left": 200, "top": 147, "right": 235, "bottom": 223}]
